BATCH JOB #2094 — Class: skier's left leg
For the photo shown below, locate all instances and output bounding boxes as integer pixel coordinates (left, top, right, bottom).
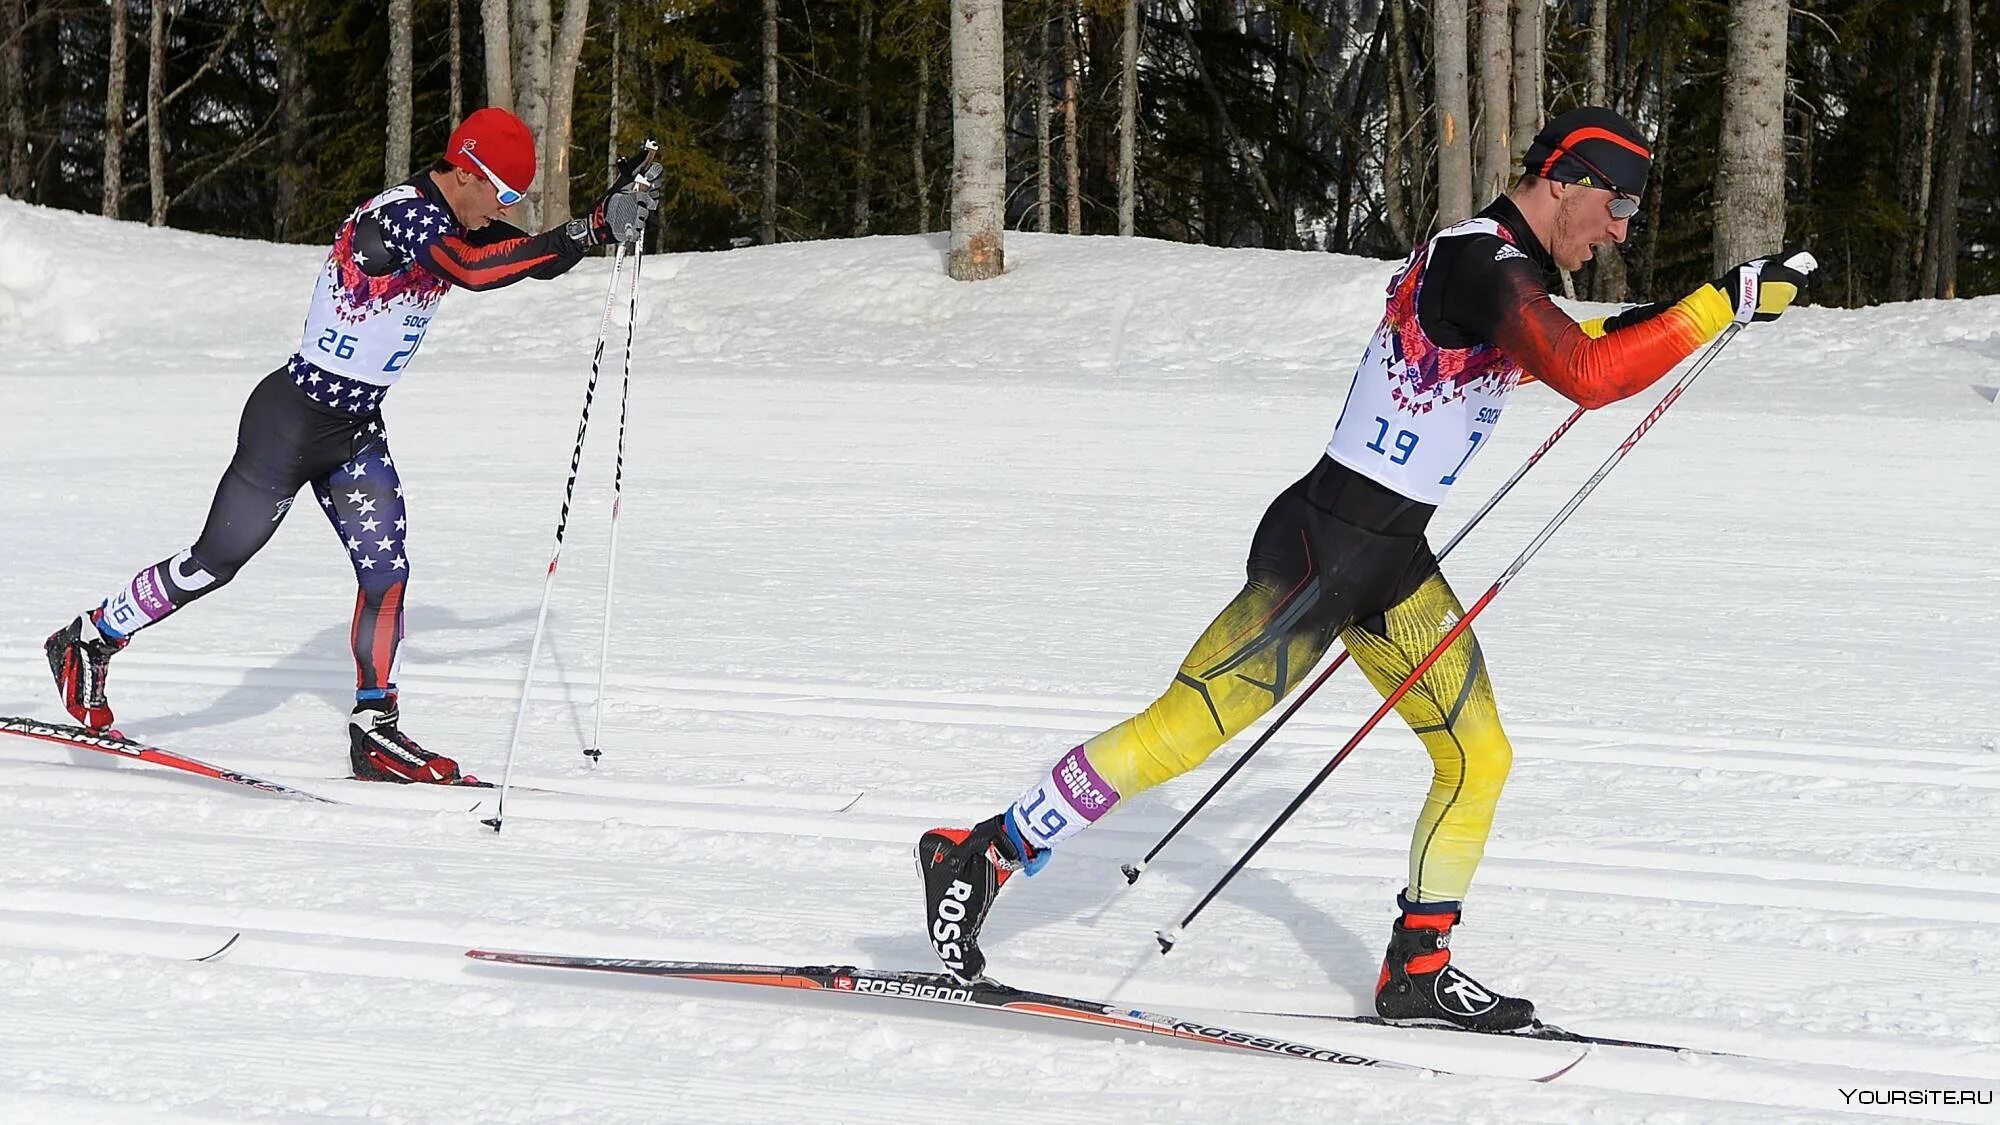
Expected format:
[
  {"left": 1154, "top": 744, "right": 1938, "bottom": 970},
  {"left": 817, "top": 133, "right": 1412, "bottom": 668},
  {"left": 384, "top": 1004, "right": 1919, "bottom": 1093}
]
[
  {"left": 919, "top": 570, "right": 1345, "bottom": 981},
  {"left": 1339, "top": 572, "right": 1534, "bottom": 1031},
  {"left": 312, "top": 430, "right": 460, "bottom": 784},
  {"left": 49, "top": 369, "right": 326, "bottom": 728},
  {"left": 916, "top": 465, "right": 1433, "bottom": 982}
]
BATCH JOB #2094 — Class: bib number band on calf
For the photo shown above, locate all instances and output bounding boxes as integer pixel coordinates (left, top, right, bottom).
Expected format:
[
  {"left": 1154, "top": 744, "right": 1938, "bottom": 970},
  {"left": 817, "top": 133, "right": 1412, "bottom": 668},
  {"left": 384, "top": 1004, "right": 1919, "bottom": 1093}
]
[
  {"left": 1009, "top": 745, "right": 1122, "bottom": 852},
  {"left": 100, "top": 550, "right": 215, "bottom": 636}
]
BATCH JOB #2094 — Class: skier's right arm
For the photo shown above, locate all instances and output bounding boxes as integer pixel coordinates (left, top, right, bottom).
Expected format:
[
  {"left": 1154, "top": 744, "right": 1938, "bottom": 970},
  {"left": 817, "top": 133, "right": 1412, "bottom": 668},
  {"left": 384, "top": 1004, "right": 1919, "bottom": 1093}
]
[
  {"left": 1441, "top": 242, "right": 1806, "bottom": 410},
  {"left": 351, "top": 198, "right": 585, "bottom": 291},
  {"left": 411, "top": 163, "right": 665, "bottom": 289},
  {"left": 414, "top": 225, "right": 586, "bottom": 291},
  {"left": 454, "top": 219, "right": 588, "bottom": 281}
]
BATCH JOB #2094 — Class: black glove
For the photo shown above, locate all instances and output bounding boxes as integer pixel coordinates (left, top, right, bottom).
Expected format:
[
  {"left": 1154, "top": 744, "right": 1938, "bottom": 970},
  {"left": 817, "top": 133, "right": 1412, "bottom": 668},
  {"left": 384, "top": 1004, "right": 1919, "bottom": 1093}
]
[
  {"left": 1711, "top": 251, "right": 1814, "bottom": 324},
  {"left": 568, "top": 160, "right": 663, "bottom": 249}
]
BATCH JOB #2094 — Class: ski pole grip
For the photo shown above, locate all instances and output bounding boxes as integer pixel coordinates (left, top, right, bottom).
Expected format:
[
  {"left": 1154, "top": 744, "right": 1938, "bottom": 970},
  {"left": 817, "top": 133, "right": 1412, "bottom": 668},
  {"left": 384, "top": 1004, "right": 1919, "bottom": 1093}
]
[{"left": 611, "top": 139, "right": 661, "bottom": 191}]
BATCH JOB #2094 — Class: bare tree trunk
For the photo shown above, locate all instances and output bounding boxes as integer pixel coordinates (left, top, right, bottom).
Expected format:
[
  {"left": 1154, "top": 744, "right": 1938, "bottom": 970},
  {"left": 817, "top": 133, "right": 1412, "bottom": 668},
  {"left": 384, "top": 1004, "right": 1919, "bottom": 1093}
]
[
  {"left": 1385, "top": 0, "right": 1421, "bottom": 239},
  {"left": 480, "top": 0, "right": 513, "bottom": 111},
  {"left": 1474, "top": 0, "right": 1510, "bottom": 202},
  {"left": 1384, "top": 49, "right": 1410, "bottom": 247},
  {"left": 1586, "top": 0, "right": 1626, "bottom": 299},
  {"left": 506, "top": 0, "right": 551, "bottom": 227},
  {"left": 1275, "top": 7, "right": 1301, "bottom": 246},
  {"left": 122, "top": 11, "right": 250, "bottom": 147},
  {"left": 1201, "top": 94, "right": 1224, "bottom": 244},
  {"left": 1434, "top": 0, "right": 1473, "bottom": 223},
  {"left": 102, "top": 0, "right": 129, "bottom": 216},
  {"left": 1586, "top": 0, "right": 1606, "bottom": 102},
  {"left": 852, "top": 0, "right": 874, "bottom": 234},
  {"left": 1061, "top": 0, "right": 1080, "bottom": 234},
  {"left": 914, "top": 48, "right": 931, "bottom": 233},
  {"left": 1116, "top": 0, "right": 1137, "bottom": 235},
  {"left": 948, "top": 0, "right": 1006, "bottom": 280},
  {"left": 1035, "top": 23, "right": 1051, "bottom": 231},
  {"left": 1929, "top": 0, "right": 1970, "bottom": 298},
  {"left": 450, "top": 0, "right": 463, "bottom": 125},
  {"left": 0, "top": 0, "right": 23, "bottom": 196},
  {"left": 268, "top": 0, "right": 311, "bottom": 239},
  {"left": 762, "top": 0, "right": 778, "bottom": 242},
  {"left": 1711, "top": 0, "right": 1787, "bottom": 271},
  {"left": 605, "top": 2, "right": 619, "bottom": 184},
  {"left": 1904, "top": 36, "right": 1942, "bottom": 299},
  {"left": 0, "top": 2, "right": 16, "bottom": 196},
  {"left": 1590, "top": 228, "right": 1629, "bottom": 300},
  {"left": 147, "top": 0, "right": 166, "bottom": 225},
  {"left": 1638, "top": 32, "right": 1676, "bottom": 294},
  {"left": 387, "top": 0, "right": 414, "bottom": 185},
  {"left": 1509, "top": 0, "right": 1541, "bottom": 167},
  {"left": 542, "top": 0, "right": 590, "bottom": 223}
]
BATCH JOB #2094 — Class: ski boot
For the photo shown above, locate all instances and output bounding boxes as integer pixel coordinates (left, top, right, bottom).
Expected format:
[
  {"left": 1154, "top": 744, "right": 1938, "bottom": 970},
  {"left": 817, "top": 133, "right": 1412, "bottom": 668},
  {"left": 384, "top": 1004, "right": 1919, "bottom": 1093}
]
[
  {"left": 45, "top": 609, "right": 130, "bottom": 730},
  {"left": 916, "top": 811, "right": 1044, "bottom": 983},
  {"left": 1374, "top": 892, "right": 1537, "bottom": 1033},
  {"left": 348, "top": 697, "right": 466, "bottom": 784}
]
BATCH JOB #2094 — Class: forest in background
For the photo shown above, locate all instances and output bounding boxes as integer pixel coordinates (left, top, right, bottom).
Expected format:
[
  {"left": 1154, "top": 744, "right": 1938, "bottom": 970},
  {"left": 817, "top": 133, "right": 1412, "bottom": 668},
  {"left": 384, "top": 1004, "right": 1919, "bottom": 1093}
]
[{"left": 1, "top": 0, "right": 1993, "bottom": 305}]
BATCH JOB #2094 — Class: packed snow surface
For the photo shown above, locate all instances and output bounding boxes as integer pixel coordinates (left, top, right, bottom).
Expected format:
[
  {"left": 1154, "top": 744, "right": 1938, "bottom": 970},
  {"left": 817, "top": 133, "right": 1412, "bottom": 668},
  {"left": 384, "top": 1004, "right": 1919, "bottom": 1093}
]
[{"left": 2, "top": 198, "right": 1998, "bottom": 1123}]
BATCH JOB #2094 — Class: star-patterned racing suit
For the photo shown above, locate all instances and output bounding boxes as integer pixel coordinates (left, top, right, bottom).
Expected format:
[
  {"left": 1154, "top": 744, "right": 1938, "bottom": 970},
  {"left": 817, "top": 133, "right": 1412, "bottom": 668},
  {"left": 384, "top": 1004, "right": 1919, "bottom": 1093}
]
[{"left": 90, "top": 173, "right": 587, "bottom": 698}]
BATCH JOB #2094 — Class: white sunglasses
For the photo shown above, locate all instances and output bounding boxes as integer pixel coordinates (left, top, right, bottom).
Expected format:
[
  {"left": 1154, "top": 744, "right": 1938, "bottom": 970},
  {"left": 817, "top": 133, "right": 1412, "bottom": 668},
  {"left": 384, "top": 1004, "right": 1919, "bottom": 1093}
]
[{"left": 458, "top": 143, "right": 523, "bottom": 206}]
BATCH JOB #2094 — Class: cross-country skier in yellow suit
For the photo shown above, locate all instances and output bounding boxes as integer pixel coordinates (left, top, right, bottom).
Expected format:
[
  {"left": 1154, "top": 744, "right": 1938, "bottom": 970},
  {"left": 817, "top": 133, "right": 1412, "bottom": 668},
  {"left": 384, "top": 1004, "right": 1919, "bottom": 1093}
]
[{"left": 916, "top": 106, "right": 1808, "bottom": 1031}]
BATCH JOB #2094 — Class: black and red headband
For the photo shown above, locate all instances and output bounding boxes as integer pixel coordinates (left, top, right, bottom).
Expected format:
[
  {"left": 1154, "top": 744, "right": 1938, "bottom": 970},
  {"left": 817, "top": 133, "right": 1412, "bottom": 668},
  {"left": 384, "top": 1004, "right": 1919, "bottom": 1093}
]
[{"left": 1523, "top": 107, "right": 1652, "bottom": 197}]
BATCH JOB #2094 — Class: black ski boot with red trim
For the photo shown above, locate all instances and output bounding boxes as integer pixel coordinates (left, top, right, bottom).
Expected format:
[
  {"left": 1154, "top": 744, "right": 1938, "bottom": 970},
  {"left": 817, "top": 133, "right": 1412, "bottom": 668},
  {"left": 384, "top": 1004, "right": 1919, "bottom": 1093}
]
[
  {"left": 348, "top": 698, "right": 466, "bottom": 784},
  {"left": 45, "top": 609, "right": 130, "bottom": 730},
  {"left": 915, "top": 812, "right": 1042, "bottom": 983},
  {"left": 1374, "top": 893, "right": 1537, "bottom": 1033}
]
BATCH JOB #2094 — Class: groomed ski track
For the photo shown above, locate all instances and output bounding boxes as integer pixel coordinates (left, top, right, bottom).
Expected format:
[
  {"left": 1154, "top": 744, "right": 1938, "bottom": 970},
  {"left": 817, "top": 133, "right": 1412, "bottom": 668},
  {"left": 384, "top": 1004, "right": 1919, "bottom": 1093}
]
[
  {"left": 2, "top": 668, "right": 1996, "bottom": 1122},
  {"left": 4, "top": 209, "right": 1997, "bottom": 1122}
]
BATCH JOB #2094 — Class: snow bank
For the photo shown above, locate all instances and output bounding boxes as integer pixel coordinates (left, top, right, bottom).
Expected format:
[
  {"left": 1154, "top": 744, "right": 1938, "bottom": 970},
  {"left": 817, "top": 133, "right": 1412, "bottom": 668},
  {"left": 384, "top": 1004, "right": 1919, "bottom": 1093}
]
[{"left": 6, "top": 195, "right": 1996, "bottom": 417}]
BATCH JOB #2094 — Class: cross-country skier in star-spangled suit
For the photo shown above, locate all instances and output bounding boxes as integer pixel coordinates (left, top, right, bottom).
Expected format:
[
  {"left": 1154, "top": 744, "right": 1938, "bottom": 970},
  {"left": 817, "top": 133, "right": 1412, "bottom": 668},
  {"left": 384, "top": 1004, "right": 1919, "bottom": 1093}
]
[{"left": 46, "top": 107, "right": 662, "bottom": 785}]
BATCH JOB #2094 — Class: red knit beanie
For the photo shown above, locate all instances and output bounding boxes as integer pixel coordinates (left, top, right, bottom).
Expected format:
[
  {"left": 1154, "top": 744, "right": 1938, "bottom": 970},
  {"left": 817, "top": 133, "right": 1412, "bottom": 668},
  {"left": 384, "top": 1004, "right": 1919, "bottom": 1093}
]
[{"left": 445, "top": 107, "right": 536, "bottom": 193}]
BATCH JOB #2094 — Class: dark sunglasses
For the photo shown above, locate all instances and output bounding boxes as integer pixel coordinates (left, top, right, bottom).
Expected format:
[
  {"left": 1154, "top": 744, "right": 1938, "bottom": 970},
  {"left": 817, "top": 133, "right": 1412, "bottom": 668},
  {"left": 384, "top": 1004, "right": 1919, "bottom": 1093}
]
[{"left": 1553, "top": 145, "right": 1641, "bottom": 219}]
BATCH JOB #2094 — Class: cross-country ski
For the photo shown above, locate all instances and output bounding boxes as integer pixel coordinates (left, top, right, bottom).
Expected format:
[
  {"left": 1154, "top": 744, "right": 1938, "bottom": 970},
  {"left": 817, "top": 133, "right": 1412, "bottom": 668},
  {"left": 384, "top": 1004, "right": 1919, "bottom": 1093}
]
[
  {"left": 0, "top": 715, "right": 337, "bottom": 802},
  {"left": 462, "top": 950, "right": 1574, "bottom": 1078}
]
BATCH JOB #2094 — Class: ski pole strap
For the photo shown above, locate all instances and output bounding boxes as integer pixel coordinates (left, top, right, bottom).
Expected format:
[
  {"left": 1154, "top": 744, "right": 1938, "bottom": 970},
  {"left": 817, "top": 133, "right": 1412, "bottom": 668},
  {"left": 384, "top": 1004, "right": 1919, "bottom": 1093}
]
[{"left": 610, "top": 138, "right": 660, "bottom": 192}]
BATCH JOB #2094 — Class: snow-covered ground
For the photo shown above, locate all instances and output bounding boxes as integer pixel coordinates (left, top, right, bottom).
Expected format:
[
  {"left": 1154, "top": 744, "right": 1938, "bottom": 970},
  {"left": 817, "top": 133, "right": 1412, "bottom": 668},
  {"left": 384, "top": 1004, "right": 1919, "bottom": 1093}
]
[{"left": 2, "top": 197, "right": 1998, "bottom": 1123}]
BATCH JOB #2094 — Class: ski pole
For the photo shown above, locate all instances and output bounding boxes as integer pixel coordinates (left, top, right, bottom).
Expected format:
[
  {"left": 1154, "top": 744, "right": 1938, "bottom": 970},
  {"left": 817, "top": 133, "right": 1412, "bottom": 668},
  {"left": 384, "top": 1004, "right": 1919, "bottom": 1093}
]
[
  {"left": 586, "top": 144, "right": 656, "bottom": 763},
  {"left": 1119, "top": 402, "right": 1586, "bottom": 886},
  {"left": 484, "top": 249, "right": 631, "bottom": 831},
  {"left": 1156, "top": 254, "right": 1809, "bottom": 949},
  {"left": 488, "top": 142, "right": 661, "bottom": 828}
]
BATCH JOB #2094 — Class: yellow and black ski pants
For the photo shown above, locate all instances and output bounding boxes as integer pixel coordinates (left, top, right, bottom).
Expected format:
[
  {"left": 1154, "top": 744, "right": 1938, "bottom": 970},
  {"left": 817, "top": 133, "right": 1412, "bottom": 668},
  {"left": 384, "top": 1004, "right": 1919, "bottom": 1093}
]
[{"left": 1009, "top": 455, "right": 1513, "bottom": 905}]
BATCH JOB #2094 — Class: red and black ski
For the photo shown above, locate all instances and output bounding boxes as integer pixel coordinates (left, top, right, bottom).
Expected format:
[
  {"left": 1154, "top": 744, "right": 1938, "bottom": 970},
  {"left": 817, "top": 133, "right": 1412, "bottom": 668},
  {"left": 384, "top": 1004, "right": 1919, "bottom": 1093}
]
[
  {"left": 466, "top": 949, "right": 1583, "bottom": 1079},
  {"left": 0, "top": 715, "right": 338, "bottom": 803}
]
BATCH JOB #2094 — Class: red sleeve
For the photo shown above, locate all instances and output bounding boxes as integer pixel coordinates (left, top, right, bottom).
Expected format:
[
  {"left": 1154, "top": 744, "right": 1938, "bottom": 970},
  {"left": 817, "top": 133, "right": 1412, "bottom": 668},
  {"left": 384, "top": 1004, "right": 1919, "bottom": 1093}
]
[
  {"left": 1427, "top": 234, "right": 1733, "bottom": 410},
  {"left": 1487, "top": 282, "right": 1724, "bottom": 409},
  {"left": 415, "top": 227, "right": 583, "bottom": 292}
]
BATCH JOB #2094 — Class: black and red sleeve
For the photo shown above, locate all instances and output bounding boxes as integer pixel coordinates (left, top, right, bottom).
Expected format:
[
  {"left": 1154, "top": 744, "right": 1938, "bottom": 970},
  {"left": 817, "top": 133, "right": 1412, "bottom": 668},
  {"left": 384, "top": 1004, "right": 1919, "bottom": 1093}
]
[
  {"left": 414, "top": 222, "right": 586, "bottom": 292},
  {"left": 1422, "top": 235, "right": 1729, "bottom": 410}
]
